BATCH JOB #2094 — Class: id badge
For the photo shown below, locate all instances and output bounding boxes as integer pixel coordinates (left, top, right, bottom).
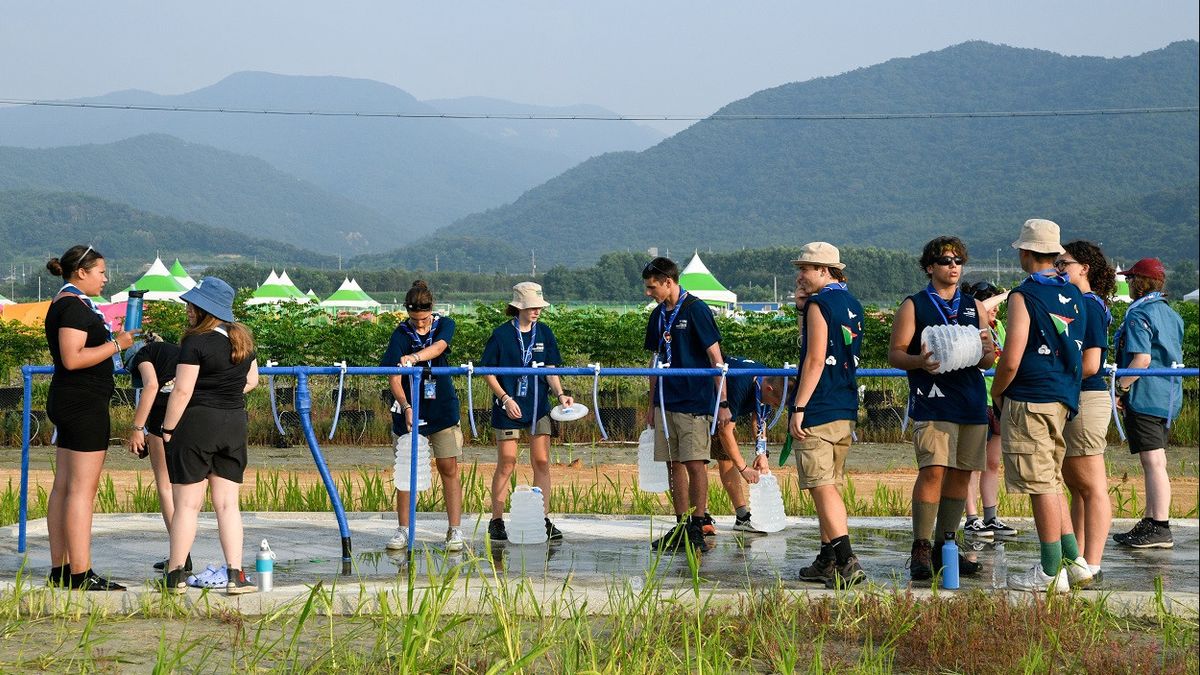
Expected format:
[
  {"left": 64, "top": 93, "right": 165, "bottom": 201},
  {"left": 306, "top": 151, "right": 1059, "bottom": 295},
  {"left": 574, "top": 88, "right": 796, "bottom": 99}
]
[
  {"left": 517, "top": 375, "right": 529, "bottom": 397},
  {"left": 423, "top": 378, "right": 437, "bottom": 400},
  {"left": 755, "top": 438, "right": 768, "bottom": 456}
]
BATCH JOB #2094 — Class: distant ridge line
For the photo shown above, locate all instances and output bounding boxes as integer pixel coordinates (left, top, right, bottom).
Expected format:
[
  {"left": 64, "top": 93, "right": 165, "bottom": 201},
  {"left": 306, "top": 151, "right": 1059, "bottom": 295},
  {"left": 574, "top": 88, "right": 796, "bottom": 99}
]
[{"left": 1, "top": 98, "right": 1196, "bottom": 122}]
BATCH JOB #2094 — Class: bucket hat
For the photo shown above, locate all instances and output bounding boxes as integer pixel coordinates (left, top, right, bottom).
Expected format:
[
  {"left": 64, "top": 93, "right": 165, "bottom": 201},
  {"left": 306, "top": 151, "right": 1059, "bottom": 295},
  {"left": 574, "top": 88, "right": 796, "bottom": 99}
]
[
  {"left": 791, "top": 242, "right": 845, "bottom": 270},
  {"left": 1011, "top": 219, "right": 1064, "bottom": 254},
  {"left": 509, "top": 282, "right": 551, "bottom": 310},
  {"left": 1118, "top": 258, "right": 1165, "bottom": 281},
  {"left": 180, "top": 276, "right": 236, "bottom": 323}
]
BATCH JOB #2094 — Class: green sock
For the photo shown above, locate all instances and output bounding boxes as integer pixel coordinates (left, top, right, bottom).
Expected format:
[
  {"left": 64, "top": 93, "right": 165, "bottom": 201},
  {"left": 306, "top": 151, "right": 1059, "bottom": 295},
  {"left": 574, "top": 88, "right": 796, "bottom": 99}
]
[
  {"left": 1039, "top": 540, "right": 1063, "bottom": 577},
  {"left": 934, "top": 497, "right": 967, "bottom": 543},
  {"left": 1060, "top": 533, "right": 1080, "bottom": 561},
  {"left": 912, "top": 501, "right": 939, "bottom": 541}
]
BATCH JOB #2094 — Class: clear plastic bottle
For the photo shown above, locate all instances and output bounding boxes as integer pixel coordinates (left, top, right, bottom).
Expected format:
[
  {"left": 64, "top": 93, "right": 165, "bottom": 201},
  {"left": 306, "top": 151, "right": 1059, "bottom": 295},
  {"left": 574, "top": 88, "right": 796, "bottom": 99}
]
[
  {"left": 393, "top": 433, "right": 432, "bottom": 492},
  {"left": 746, "top": 472, "right": 788, "bottom": 532},
  {"left": 508, "top": 486, "right": 548, "bottom": 545},
  {"left": 992, "top": 541, "right": 1007, "bottom": 590},
  {"left": 637, "top": 427, "right": 669, "bottom": 492}
]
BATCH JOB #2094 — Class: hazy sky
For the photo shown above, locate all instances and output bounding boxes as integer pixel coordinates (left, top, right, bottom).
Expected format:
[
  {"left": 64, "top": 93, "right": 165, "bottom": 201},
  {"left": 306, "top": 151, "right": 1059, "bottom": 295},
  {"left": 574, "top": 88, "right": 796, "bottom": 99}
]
[{"left": 2, "top": 2, "right": 1197, "bottom": 133}]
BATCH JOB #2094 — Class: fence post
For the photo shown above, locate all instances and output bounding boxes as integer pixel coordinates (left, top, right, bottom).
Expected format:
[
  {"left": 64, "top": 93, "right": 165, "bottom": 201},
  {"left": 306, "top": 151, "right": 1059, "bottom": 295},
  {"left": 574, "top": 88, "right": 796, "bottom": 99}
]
[{"left": 294, "top": 368, "right": 353, "bottom": 568}]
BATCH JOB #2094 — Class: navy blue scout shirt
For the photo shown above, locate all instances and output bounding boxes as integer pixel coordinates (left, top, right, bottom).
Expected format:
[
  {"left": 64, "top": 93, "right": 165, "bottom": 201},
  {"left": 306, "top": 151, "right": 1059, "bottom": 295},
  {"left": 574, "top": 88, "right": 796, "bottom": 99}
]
[
  {"left": 904, "top": 290, "right": 987, "bottom": 424},
  {"left": 1079, "top": 294, "right": 1111, "bottom": 393},
  {"left": 644, "top": 294, "right": 721, "bottom": 415},
  {"left": 724, "top": 357, "right": 766, "bottom": 419},
  {"left": 380, "top": 316, "right": 460, "bottom": 435},
  {"left": 481, "top": 321, "right": 562, "bottom": 429},
  {"left": 1004, "top": 273, "right": 1084, "bottom": 415},
  {"left": 799, "top": 285, "right": 864, "bottom": 428}
]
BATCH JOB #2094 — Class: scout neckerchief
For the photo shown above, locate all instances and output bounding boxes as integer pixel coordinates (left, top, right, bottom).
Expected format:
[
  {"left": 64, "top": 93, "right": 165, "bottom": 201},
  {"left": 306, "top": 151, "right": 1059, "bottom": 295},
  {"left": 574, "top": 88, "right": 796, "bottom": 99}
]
[
  {"left": 1083, "top": 292, "right": 1112, "bottom": 329},
  {"left": 57, "top": 282, "right": 119, "bottom": 369},
  {"left": 400, "top": 316, "right": 439, "bottom": 354},
  {"left": 924, "top": 282, "right": 961, "bottom": 325},
  {"left": 656, "top": 289, "right": 689, "bottom": 365},
  {"left": 1025, "top": 269, "right": 1069, "bottom": 287}
]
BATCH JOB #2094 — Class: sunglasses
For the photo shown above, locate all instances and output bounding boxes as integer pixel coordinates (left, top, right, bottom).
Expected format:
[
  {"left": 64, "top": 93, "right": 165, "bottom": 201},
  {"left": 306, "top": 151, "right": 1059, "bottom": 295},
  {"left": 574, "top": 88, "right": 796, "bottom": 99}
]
[
  {"left": 643, "top": 261, "right": 671, "bottom": 277},
  {"left": 406, "top": 303, "right": 433, "bottom": 312},
  {"left": 1053, "top": 259, "right": 1079, "bottom": 270},
  {"left": 934, "top": 256, "right": 965, "bottom": 267}
]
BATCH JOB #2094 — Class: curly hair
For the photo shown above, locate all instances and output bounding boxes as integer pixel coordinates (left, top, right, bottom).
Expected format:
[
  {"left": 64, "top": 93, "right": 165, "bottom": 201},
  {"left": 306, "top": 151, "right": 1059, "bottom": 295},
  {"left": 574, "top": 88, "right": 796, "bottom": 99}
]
[
  {"left": 1063, "top": 240, "right": 1116, "bottom": 300},
  {"left": 919, "top": 236, "right": 968, "bottom": 277}
]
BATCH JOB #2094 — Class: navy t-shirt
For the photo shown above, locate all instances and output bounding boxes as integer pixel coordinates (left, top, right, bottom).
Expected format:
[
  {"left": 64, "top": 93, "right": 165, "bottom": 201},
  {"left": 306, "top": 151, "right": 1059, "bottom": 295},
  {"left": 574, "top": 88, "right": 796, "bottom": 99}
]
[
  {"left": 1004, "top": 273, "right": 1084, "bottom": 415},
  {"left": 1079, "top": 294, "right": 1111, "bottom": 393},
  {"left": 481, "top": 320, "right": 562, "bottom": 429},
  {"left": 380, "top": 316, "right": 460, "bottom": 435},
  {"left": 178, "top": 329, "right": 255, "bottom": 410},
  {"left": 644, "top": 293, "right": 722, "bottom": 415},
  {"left": 724, "top": 357, "right": 768, "bottom": 420},
  {"left": 798, "top": 284, "right": 863, "bottom": 427},
  {"left": 904, "top": 289, "right": 987, "bottom": 424},
  {"left": 129, "top": 341, "right": 181, "bottom": 408}
]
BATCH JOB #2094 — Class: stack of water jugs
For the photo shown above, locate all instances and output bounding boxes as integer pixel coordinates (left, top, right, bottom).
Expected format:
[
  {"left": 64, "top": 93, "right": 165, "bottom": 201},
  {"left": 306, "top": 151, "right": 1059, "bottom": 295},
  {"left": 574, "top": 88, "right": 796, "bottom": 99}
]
[
  {"left": 508, "top": 486, "right": 548, "bottom": 544},
  {"left": 921, "top": 324, "right": 984, "bottom": 374},
  {"left": 637, "top": 427, "right": 669, "bottom": 492},
  {"left": 747, "top": 472, "right": 788, "bottom": 533}
]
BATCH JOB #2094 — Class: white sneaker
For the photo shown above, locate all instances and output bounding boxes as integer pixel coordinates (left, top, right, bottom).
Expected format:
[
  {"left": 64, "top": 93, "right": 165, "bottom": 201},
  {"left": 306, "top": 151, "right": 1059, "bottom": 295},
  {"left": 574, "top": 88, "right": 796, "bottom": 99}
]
[
  {"left": 385, "top": 526, "right": 410, "bottom": 550},
  {"left": 445, "top": 527, "right": 465, "bottom": 552},
  {"left": 1008, "top": 564, "right": 1069, "bottom": 593},
  {"left": 1065, "top": 557, "right": 1094, "bottom": 588}
]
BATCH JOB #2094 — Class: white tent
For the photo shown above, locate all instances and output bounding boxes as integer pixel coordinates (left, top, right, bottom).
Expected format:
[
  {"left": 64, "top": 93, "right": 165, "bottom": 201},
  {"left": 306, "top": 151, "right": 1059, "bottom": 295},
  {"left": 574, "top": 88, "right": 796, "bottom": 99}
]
[
  {"left": 1112, "top": 265, "right": 1132, "bottom": 303},
  {"left": 277, "top": 271, "right": 308, "bottom": 300},
  {"left": 110, "top": 257, "right": 188, "bottom": 302},
  {"left": 320, "top": 278, "right": 380, "bottom": 310},
  {"left": 1184, "top": 288, "right": 1199, "bottom": 303},
  {"left": 169, "top": 259, "right": 196, "bottom": 290},
  {"left": 679, "top": 252, "right": 737, "bottom": 308},
  {"left": 246, "top": 270, "right": 310, "bottom": 306},
  {"left": 0, "top": 292, "right": 15, "bottom": 306}
]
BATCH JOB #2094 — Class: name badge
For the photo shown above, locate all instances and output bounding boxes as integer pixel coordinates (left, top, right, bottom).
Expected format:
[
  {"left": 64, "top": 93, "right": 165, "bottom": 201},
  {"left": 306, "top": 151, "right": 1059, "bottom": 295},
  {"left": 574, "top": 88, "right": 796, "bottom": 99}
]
[{"left": 423, "top": 378, "right": 437, "bottom": 400}]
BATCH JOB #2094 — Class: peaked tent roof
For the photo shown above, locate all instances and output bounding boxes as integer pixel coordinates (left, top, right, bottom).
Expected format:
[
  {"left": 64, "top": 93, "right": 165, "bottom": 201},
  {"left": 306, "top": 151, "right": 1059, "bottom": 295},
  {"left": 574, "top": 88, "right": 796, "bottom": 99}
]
[
  {"left": 320, "top": 278, "right": 380, "bottom": 309},
  {"left": 277, "top": 271, "right": 309, "bottom": 300},
  {"left": 1185, "top": 288, "right": 1199, "bottom": 303},
  {"left": 169, "top": 259, "right": 196, "bottom": 289},
  {"left": 110, "top": 257, "right": 187, "bottom": 302},
  {"left": 246, "top": 270, "right": 310, "bottom": 306},
  {"left": 679, "top": 252, "right": 737, "bottom": 306},
  {"left": 0, "top": 292, "right": 14, "bottom": 306},
  {"left": 1113, "top": 265, "right": 1132, "bottom": 303}
]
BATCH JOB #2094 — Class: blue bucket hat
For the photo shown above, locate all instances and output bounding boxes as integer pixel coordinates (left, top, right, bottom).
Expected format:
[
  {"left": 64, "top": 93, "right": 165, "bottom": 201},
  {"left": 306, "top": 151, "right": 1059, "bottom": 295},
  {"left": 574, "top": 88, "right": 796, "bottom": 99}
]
[{"left": 180, "top": 276, "right": 236, "bottom": 323}]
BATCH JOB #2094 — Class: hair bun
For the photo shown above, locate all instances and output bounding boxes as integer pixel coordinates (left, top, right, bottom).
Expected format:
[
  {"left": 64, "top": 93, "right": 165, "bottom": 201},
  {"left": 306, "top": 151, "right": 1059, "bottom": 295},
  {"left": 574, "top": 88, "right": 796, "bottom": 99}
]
[
  {"left": 411, "top": 280, "right": 429, "bottom": 290},
  {"left": 45, "top": 258, "right": 63, "bottom": 276}
]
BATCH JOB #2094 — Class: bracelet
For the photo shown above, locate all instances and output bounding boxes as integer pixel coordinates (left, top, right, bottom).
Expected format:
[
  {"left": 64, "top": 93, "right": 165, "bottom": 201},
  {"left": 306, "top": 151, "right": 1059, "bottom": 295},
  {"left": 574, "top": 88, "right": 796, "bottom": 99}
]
[
  {"left": 400, "top": 403, "right": 412, "bottom": 412},
  {"left": 131, "top": 425, "right": 145, "bottom": 432},
  {"left": 161, "top": 428, "right": 174, "bottom": 436},
  {"left": 500, "top": 395, "right": 512, "bottom": 405}
]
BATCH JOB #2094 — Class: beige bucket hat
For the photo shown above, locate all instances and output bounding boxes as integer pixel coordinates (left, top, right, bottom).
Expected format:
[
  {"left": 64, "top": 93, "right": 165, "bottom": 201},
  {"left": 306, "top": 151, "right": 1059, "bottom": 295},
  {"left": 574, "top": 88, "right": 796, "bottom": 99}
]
[
  {"left": 1011, "top": 218, "right": 1064, "bottom": 254},
  {"left": 791, "top": 242, "right": 846, "bottom": 270},
  {"left": 509, "top": 281, "right": 551, "bottom": 310}
]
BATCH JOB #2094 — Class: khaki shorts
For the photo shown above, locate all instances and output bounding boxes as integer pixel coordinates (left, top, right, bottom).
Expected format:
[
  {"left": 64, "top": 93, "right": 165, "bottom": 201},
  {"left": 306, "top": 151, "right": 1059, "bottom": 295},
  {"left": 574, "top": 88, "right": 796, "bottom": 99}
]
[
  {"left": 653, "top": 410, "right": 713, "bottom": 462},
  {"left": 912, "top": 420, "right": 987, "bottom": 471},
  {"left": 393, "top": 426, "right": 463, "bottom": 460},
  {"left": 1001, "top": 399, "right": 1067, "bottom": 495},
  {"left": 709, "top": 426, "right": 739, "bottom": 462},
  {"left": 493, "top": 415, "right": 552, "bottom": 441},
  {"left": 793, "top": 419, "right": 854, "bottom": 490},
  {"left": 1064, "top": 390, "right": 1110, "bottom": 458}
]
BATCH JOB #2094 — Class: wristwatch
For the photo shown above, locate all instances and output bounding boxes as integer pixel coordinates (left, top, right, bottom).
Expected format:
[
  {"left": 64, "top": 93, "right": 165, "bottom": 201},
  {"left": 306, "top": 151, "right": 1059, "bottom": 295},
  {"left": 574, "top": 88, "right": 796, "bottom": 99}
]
[
  {"left": 718, "top": 401, "right": 729, "bottom": 409},
  {"left": 791, "top": 405, "right": 806, "bottom": 414}
]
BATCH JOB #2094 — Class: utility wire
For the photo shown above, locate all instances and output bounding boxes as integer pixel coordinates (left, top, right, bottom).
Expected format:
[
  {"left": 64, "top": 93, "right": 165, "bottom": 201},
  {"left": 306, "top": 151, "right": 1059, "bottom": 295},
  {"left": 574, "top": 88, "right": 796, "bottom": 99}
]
[{"left": 0, "top": 98, "right": 1196, "bottom": 121}]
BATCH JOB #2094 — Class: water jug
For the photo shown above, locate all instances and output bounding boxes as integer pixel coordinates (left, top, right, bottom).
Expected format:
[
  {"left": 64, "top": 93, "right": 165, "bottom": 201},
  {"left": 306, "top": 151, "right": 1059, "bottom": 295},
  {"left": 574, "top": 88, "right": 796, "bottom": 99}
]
[
  {"left": 746, "top": 472, "right": 788, "bottom": 533},
  {"left": 637, "top": 427, "right": 669, "bottom": 492},
  {"left": 921, "top": 324, "right": 983, "bottom": 374},
  {"left": 991, "top": 541, "right": 1007, "bottom": 590},
  {"left": 393, "top": 433, "right": 432, "bottom": 492},
  {"left": 508, "top": 486, "right": 548, "bottom": 545},
  {"left": 941, "top": 532, "right": 960, "bottom": 589},
  {"left": 256, "top": 539, "right": 276, "bottom": 592},
  {"left": 124, "top": 290, "right": 145, "bottom": 331}
]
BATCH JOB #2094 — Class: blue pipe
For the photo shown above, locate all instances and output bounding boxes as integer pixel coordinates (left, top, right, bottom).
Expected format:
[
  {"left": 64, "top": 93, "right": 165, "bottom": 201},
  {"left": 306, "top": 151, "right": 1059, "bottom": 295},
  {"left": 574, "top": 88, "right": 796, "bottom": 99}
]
[
  {"left": 407, "top": 372, "right": 421, "bottom": 555},
  {"left": 294, "top": 370, "right": 353, "bottom": 563},
  {"left": 18, "top": 367, "right": 33, "bottom": 553}
]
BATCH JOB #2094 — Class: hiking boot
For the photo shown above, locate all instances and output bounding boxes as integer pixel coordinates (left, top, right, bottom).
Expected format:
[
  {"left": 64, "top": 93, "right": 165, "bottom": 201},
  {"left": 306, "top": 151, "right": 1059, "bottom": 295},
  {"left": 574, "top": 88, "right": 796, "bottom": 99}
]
[
  {"left": 46, "top": 565, "right": 67, "bottom": 587},
  {"left": 1121, "top": 521, "right": 1173, "bottom": 549},
  {"left": 1113, "top": 517, "right": 1153, "bottom": 544},
  {"left": 797, "top": 552, "right": 835, "bottom": 584},
  {"left": 385, "top": 526, "right": 410, "bottom": 550},
  {"left": 650, "top": 523, "right": 709, "bottom": 553},
  {"left": 963, "top": 519, "right": 993, "bottom": 538},
  {"left": 686, "top": 522, "right": 710, "bottom": 552},
  {"left": 826, "top": 556, "right": 867, "bottom": 589},
  {"left": 732, "top": 512, "right": 767, "bottom": 534},
  {"left": 700, "top": 512, "right": 717, "bottom": 536},
  {"left": 68, "top": 570, "right": 126, "bottom": 591},
  {"left": 154, "top": 553, "right": 192, "bottom": 573},
  {"left": 545, "top": 518, "right": 564, "bottom": 541},
  {"left": 445, "top": 527, "right": 466, "bottom": 552},
  {"left": 982, "top": 517, "right": 1018, "bottom": 537},
  {"left": 226, "top": 568, "right": 256, "bottom": 595},
  {"left": 934, "top": 541, "right": 981, "bottom": 577},
  {"left": 1008, "top": 564, "right": 1069, "bottom": 593},
  {"left": 162, "top": 567, "right": 187, "bottom": 595},
  {"left": 1065, "top": 557, "right": 1095, "bottom": 588},
  {"left": 908, "top": 539, "right": 933, "bottom": 581},
  {"left": 488, "top": 518, "right": 508, "bottom": 542}
]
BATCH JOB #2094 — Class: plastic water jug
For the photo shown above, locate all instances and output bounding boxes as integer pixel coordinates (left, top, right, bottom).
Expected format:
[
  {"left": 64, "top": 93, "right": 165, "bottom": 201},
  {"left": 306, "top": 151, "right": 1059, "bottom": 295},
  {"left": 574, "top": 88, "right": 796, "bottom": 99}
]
[
  {"left": 256, "top": 539, "right": 276, "bottom": 592},
  {"left": 508, "top": 486, "right": 548, "bottom": 545},
  {"left": 922, "top": 324, "right": 984, "bottom": 374},
  {"left": 124, "top": 290, "right": 145, "bottom": 331},
  {"left": 991, "top": 541, "right": 1007, "bottom": 590},
  {"left": 941, "top": 532, "right": 960, "bottom": 589},
  {"left": 393, "top": 433, "right": 432, "bottom": 492},
  {"left": 637, "top": 427, "right": 669, "bottom": 492},
  {"left": 746, "top": 472, "right": 788, "bottom": 533}
]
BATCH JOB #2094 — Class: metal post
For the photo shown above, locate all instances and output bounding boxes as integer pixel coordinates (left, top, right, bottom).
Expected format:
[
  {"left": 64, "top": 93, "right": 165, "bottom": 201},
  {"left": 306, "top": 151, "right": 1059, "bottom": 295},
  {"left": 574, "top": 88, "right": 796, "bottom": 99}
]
[
  {"left": 294, "top": 369, "right": 353, "bottom": 567},
  {"left": 407, "top": 370, "right": 421, "bottom": 554}
]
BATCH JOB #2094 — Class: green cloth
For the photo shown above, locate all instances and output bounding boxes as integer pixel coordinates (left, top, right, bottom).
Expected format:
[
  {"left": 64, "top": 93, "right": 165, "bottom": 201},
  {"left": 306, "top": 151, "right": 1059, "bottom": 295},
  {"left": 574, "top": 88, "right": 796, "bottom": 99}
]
[
  {"left": 1061, "top": 533, "right": 1080, "bottom": 561},
  {"left": 1040, "top": 540, "right": 1063, "bottom": 577},
  {"left": 984, "top": 320, "right": 1006, "bottom": 406}
]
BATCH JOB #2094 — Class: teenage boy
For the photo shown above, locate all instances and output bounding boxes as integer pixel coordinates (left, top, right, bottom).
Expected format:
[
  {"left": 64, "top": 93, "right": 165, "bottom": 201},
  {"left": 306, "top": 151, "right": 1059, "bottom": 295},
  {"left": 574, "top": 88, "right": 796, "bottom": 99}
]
[
  {"left": 889, "top": 236, "right": 995, "bottom": 582},
  {"left": 642, "top": 257, "right": 731, "bottom": 552},
  {"left": 788, "top": 243, "right": 867, "bottom": 588},
  {"left": 991, "top": 219, "right": 1088, "bottom": 592}
]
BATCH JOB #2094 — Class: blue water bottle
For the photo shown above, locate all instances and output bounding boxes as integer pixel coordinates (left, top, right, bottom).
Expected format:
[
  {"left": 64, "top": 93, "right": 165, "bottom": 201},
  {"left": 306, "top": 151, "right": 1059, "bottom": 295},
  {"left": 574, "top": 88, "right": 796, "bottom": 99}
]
[
  {"left": 124, "top": 290, "right": 145, "bottom": 331},
  {"left": 941, "top": 531, "right": 960, "bottom": 589}
]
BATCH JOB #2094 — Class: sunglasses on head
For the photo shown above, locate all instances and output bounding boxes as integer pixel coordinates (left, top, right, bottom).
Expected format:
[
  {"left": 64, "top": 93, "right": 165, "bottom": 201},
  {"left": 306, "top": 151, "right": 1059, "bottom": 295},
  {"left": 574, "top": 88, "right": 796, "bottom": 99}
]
[
  {"left": 406, "top": 303, "right": 433, "bottom": 312},
  {"left": 643, "top": 261, "right": 671, "bottom": 277},
  {"left": 934, "top": 256, "right": 965, "bottom": 267}
]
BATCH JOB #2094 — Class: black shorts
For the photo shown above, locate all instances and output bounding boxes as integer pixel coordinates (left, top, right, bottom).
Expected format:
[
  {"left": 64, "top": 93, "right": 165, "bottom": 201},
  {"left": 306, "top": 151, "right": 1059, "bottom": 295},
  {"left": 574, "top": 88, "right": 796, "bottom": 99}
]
[
  {"left": 47, "top": 385, "right": 111, "bottom": 452},
  {"left": 1123, "top": 409, "right": 1168, "bottom": 454},
  {"left": 167, "top": 406, "right": 249, "bottom": 484},
  {"left": 146, "top": 402, "right": 167, "bottom": 437}
]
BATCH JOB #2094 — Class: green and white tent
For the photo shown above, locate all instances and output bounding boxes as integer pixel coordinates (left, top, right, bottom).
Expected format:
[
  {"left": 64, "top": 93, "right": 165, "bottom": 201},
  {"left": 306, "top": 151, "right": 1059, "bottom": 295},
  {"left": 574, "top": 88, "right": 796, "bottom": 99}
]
[
  {"left": 679, "top": 252, "right": 737, "bottom": 308},
  {"left": 305, "top": 289, "right": 319, "bottom": 301},
  {"left": 0, "top": 292, "right": 15, "bottom": 306},
  {"left": 320, "top": 278, "right": 380, "bottom": 311},
  {"left": 110, "top": 257, "right": 188, "bottom": 302},
  {"left": 277, "top": 271, "right": 308, "bottom": 300},
  {"left": 1113, "top": 265, "right": 1132, "bottom": 303},
  {"left": 246, "top": 270, "right": 310, "bottom": 306},
  {"left": 169, "top": 259, "right": 196, "bottom": 290}
]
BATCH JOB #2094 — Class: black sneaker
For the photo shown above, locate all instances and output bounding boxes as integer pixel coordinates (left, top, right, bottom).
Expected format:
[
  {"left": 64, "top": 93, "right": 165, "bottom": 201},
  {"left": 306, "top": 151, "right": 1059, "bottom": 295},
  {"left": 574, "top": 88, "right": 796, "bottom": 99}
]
[
  {"left": 650, "top": 523, "right": 710, "bottom": 553},
  {"left": 46, "top": 565, "right": 67, "bottom": 587},
  {"left": 1121, "top": 522, "right": 1173, "bottom": 549},
  {"left": 826, "top": 555, "right": 867, "bottom": 589},
  {"left": 981, "top": 517, "right": 1019, "bottom": 537},
  {"left": 1113, "top": 518, "right": 1154, "bottom": 544},
  {"left": 68, "top": 569, "right": 126, "bottom": 591},
  {"left": 162, "top": 567, "right": 188, "bottom": 594},
  {"left": 153, "top": 553, "right": 192, "bottom": 573},
  {"left": 933, "top": 541, "right": 982, "bottom": 576},
  {"left": 545, "top": 518, "right": 564, "bottom": 541},
  {"left": 226, "top": 568, "right": 256, "bottom": 595},
  {"left": 700, "top": 512, "right": 717, "bottom": 536},
  {"left": 797, "top": 552, "right": 835, "bottom": 584},
  {"left": 686, "top": 522, "right": 711, "bottom": 552},
  {"left": 488, "top": 518, "right": 508, "bottom": 542},
  {"left": 908, "top": 539, "right": 933, "bottom": 581}
]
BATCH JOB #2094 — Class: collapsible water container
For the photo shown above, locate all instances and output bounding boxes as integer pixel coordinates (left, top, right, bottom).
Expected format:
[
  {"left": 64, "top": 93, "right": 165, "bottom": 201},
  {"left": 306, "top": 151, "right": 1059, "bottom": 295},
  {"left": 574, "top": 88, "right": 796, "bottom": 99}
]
[
  {"left": 747, "top": 472, "right": 788, "bottom": 533},
  {"left": 637, "top": 427, "right": 669, "bottom": 492},
  {"left": 921, "top": 324, "right": 984, "bottom": 374},
  {"left": 508, "top": 486, "right": 548, "bottom": 545},
  {"left": 393, "top": 433, "right": 432, "bottom": 492}
]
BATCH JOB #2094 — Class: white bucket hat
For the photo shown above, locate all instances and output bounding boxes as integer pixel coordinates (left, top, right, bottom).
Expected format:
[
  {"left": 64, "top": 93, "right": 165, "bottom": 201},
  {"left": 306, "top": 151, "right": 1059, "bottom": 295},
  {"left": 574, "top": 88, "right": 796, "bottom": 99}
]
[
  {"left": 791, "top": 242, "right": 845, "bottom": 270},
  {"left": 509, "top": 281, "right": 550, "bottom": 310},
  {"left": 1011, "top": 218, "right": 1064, "bottom": 254}
]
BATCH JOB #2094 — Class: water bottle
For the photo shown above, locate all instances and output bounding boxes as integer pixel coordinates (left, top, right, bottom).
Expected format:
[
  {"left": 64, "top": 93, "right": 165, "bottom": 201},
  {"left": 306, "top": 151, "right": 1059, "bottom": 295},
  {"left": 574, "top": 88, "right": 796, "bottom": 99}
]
[
  {"left": 124, "top": 290, "right": 145, "bottom": 331},
  {"left": 746, "top": 472, "right": 788, "bottom": 533},
  {"left": 992, "top": 541, "right": 1007, "bottom": 590},
  {"left": 393, "top": 433, "right": 432, "bottom": 492},
  {"left": 508, "top": 486, "right": 548, "bottom": 545},
  {"left": 636, "top": 427, "right": 669, "bottom": 492},
  {"left": 256, "top": 539, "right": 276, "bottom": 592},
  {"left": 941, "top": 532, "right": 960, "bottom": 590}
]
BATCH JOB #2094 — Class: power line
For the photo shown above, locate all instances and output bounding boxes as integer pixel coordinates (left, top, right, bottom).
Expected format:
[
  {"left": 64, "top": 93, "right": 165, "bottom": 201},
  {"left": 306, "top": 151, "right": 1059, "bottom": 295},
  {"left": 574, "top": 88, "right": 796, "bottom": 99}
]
[{"left": 0, "top": 98, "right": 1196, "bottom": 122}]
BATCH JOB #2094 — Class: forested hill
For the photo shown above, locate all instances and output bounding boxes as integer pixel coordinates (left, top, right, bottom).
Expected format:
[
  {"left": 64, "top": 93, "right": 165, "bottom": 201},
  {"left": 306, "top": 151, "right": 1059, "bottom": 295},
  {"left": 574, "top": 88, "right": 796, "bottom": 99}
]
[
  {"left": 0, "top": 134, "right": 394, "bottom": 254},
  {"left": 429, "top": 41, "right": 1199, "bottom": 266}
]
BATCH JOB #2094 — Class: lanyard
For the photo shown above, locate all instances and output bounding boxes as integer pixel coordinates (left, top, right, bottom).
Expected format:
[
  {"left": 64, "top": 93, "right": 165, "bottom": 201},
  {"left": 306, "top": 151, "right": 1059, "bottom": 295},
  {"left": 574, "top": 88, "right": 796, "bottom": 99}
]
[
  {"left": 58, "top": 283, "right": 114, "bottom": 337},
  {"left": 924, "top": 283, "right": 961, "bottom": 325},
  {"left": 657, "top": 289, "right": 689, "bottom": 365},
  {"left": 400, "top": 317, "right": 438, "bottom": 351},
  {"left": 513, "top": 320, "right": 538, "bottom": 367}
]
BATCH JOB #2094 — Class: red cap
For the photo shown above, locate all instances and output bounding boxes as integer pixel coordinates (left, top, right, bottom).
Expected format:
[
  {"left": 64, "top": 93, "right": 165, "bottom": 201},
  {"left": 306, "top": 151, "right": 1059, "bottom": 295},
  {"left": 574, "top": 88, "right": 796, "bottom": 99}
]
[{"left": 1119, "top": 258, "right": 1165, "bottom": 281}]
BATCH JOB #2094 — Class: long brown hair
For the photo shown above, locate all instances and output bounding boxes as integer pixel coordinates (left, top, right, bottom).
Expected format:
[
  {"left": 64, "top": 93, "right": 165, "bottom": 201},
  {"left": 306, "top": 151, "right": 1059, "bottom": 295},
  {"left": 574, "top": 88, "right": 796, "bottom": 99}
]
[
  {"left": 185, "top": 305, "right": 255, "bottom": 364},
  {"left": 1129, "top": 275, "right": 1166, "bottom": 300}
]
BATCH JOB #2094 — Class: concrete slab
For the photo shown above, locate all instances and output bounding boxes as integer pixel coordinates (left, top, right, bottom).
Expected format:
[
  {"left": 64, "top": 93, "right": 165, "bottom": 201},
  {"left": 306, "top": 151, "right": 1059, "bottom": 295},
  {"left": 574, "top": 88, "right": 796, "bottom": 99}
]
[{"left": 3, "top": 513, "right": 1196, "bottom": 616}]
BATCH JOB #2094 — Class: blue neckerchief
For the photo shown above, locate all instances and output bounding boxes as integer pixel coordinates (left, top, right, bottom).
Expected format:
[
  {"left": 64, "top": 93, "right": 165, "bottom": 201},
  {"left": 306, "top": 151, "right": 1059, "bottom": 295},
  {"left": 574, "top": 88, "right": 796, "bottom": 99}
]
[
  {"left": 1025, "top": 270, "right": 1070, "bottom": 287},
  {"left": 513, "top": 319, "right": 538, "bottom": 367},
  {"left": 58, "top": 283, "right": 114, "bottom": 337},
  {"left": 819, "top": 282, "right": 848, "bottom": 294},
  {"left": 753, "top": 378, "right": 771, "bottom": 440},
  {"left": 400, "top": 316, "right": 439, "bottom": 352},
  {"left": 1083, "top": 292, "right": 1112, "bottom": 328},
  {"left": 1114, "top": 291, "right": 1164, "bottom": 348},
  {"left": 657, "top": 289, "right": 689, "bottom": 365},
  {"left": 924, "top": 283, "right": 961, "bottom": 325}
]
